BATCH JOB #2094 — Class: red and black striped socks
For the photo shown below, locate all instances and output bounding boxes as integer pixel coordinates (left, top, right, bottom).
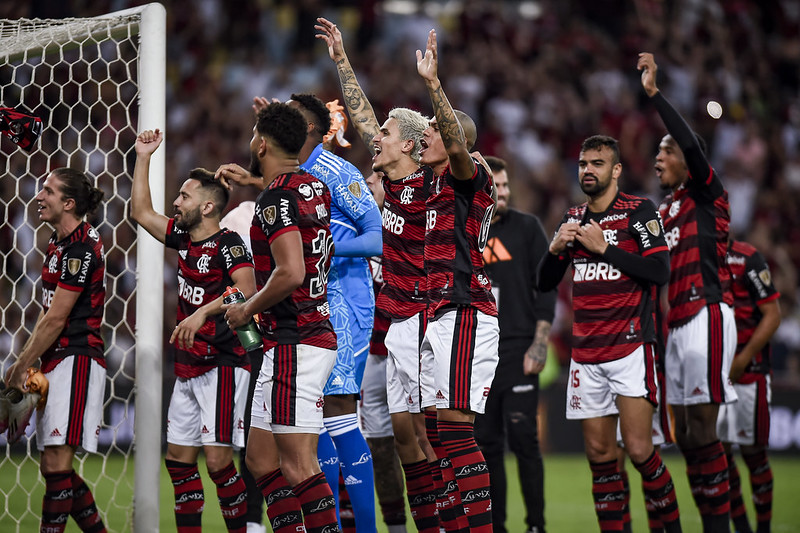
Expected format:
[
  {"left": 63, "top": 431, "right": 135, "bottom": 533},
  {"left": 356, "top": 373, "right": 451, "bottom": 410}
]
[
  {"left": 70, "top": 471, "right": 106, "bottom": 532},
  {"left": 401, "top": 459, "right": 439, "bottom": 533},
  {"left": 256, "top": 469, "right": 304, "bottom": 533},
  {"left": 294, "top": 472, "right": 339, "bottom": 533},
  {"left": 41, "top": 470, "right": 73, "bottom": 533},
  {"left": 209, "top": 461, "right": 247, "bottom": 533},
  {"left": 438, "top": 419, "right": 493, "bottom": 533},
  {"left": 589, "top": 459, "right": 626, "bottom": 533},
  {"left": 743, "top": 450, "right": 773, "bottom": 533},
  {"left": 633, "top": 450, "right": 681, "bottom": 532},
  {"left": 165, "top": 459, "right": 205, "bottom": 533}
]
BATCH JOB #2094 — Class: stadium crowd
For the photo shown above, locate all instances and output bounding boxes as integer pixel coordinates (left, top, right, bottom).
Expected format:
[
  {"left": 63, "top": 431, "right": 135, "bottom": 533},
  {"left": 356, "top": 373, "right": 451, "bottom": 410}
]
[{"left": 4, "top": 0, "right": 798, "bottom": 384}]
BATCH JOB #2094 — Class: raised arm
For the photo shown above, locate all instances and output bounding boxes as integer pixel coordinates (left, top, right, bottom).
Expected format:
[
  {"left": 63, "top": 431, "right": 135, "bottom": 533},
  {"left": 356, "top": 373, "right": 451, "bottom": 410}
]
[
  {"left": 416, "top": 29, "right": 475, "bottom": 180},
  {"left": 315, "top": 17, "right": 380, "bottom": 153},
  {"left": 638, "top": 53, "right": 710, "bottom": 182},
  {"left": 130, "top": 129, "right": 169, "bottom": 242}
]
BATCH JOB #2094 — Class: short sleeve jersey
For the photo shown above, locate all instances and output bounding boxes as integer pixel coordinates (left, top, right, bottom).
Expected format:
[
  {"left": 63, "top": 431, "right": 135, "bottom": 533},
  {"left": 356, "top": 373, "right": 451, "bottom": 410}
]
[
  {"left": 302, "top": 143, "right": 377, "bottom": 330},
  {"left": 377, "top": 166, "right": 433, "bottom": 319},
  {"left": 165, "top": 221, "right": 254, "bottom": 378},
  {"left": 559, "top": 193, "right": 669, "bottom": 363},
  {"left": 727, "top": 240, "right": 780, "bottom": 383},
  {"left": 250, "top": 171, "right": 336, "bottom": 349},
  {"left": 425, "top": 161, "right": 497, "bottom": 317},
  {"left": 40, "top": 221, "right": 106, "bottom": 373}
]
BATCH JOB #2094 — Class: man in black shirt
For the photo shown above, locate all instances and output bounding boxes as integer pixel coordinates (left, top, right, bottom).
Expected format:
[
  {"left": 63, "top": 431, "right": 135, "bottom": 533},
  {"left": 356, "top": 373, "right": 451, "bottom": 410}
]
[{"left": 474, "top": 156, "right": 556, "bottom": 533}]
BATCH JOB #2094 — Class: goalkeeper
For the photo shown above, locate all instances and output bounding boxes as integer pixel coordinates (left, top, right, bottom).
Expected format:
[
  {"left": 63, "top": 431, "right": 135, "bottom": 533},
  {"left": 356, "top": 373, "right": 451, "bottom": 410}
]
[{"left": 4, "top": 168, "right": 108, "bottom": 533}]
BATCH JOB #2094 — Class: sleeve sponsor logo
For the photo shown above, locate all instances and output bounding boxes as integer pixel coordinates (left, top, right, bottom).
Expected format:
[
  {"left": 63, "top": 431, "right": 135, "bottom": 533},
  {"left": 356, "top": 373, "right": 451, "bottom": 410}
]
[
  {"left": 280, "top": 198, "right": 292, "bottom": 226},
  {"left": 312, "top": 181, "right": 325, "bottom": 196},
  {"left": 633, "top": 221, "right": 651, "bottom": 248},
  {"left": 758, "top": 268, "right": 772, "bottom": 287},
  {"left": 298, "top": 183, "right": 314, "bottom": 200},
  {"left": 348, "top": 181, "right": 363, "bottom": 198},
  {"left": 264, "top": 205, "right": 276, "bottom": 226},
  {"left": 230, "top": 245, "right": 245, "bottom": 258},
  {"left": 646, "top": 219, "right": 661, "bottom": 236},
  {"left": 67, "top": 258, "right": 82, "bottom": 275}
]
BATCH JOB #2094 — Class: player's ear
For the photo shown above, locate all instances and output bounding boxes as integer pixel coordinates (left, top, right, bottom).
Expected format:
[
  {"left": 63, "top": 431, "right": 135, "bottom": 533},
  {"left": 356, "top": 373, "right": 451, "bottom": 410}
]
[
  {"left": 62, "top": 196, "right": 76, "bottom": 212},
  {"left": 612, "top": 162, "right": 622, "bottom": 180}
]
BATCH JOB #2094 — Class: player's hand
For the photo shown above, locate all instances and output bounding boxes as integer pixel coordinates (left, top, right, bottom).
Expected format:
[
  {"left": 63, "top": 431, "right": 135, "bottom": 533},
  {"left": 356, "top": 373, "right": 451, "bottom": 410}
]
[
  {"left": 252, "top": 96, "right": 281, "bottom": 115},
  {"left": 549, "top": 222, "right": 580, "bottom": 255},
  {"left": 314, "top": 18, "right": 346, "bottom": 62},
  {"left": 3, "top": 361, "right": 28, "bottom": 392},
  {"left": 223, "top": 301, "right": 248, "bottom": 330},
  {"left": 416, "top": 29, "right": 439, "bottom": 84},
  {"left": 135, "top": 129, "right": 163, "bottom": 157},
  {"left": 637, "top": 53, "right": 659, "bottom": 97},
  {"left": 728, "top": 351, "right": 751, "bottom": 383},
  {"left": 215, "top": 163, "right": 252, "bottom": 190},
  {"left": 576, "top": 220, "right": 609, "bottom": 255},
  {"left": 523, "top": 340, "right": 547, "bottom": 375},
  {"left": 169, "top": 311, "right": 206, "bottom": 350}
]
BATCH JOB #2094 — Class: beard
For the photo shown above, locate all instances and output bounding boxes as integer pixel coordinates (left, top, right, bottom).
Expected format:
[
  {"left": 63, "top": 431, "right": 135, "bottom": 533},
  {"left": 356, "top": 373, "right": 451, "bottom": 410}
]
[
  {"left": 249, "top": 150, "right": 262, "bottom": 178},
  {"left": 580, "top": 176, "right": 610, "bottom": 197},
  {"left": 174, "top": 207, "right": 202, "bottom": 231}
]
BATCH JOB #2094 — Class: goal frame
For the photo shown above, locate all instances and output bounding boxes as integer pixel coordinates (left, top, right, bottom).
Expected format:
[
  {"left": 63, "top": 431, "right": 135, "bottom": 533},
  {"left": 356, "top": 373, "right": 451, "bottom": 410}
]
[{"left": 1, "top": 4, "right": 166, "bottom": 532}]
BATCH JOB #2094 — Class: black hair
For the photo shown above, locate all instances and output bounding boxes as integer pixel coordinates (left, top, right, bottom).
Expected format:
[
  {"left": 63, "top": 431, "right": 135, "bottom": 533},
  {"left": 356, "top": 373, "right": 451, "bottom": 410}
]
[
  {"left": 51, "top": 168, "right": 104, "bottom": 217},
  {"left": 290, "top": 93, "right": 331, "bottom": 139},
  {"left": 255, "top": 103, "right": 308, "bottom": 156},
  {"left": 581, "top": 135, "right": 620, "bottom": 165},
  {"left": 188, "top": 168, "right": 230, "bottom": 215},
  {"left": 484, "top": 155, "right": 507, "bottom": 173}
]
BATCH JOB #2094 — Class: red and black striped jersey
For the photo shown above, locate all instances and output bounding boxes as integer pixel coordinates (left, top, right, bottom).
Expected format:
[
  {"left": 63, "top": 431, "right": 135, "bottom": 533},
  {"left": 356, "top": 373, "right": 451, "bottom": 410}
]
[
  {"left": 727, "top": 240, "right": 780, "bottom": 383},
  {"left": 377, "top": 166, "right": 432, "bottom": 319},
  {"left": 368, "top": 256, "right": 388, "bottom": 357},
  {"left": 659, "top": 167, "right": 733, "bottom": 328},
  {"left": 425, "top": 161, "right": 497, "bottom": 317},
  {"left": 40, "top": 222, "right": 105, "bottom": 373},
  {"left": 165, "top": 221, "right": 254, "bottom": 378},
  {"left": 251, "top": 171, "right": 336, "bottom": 349},
  {"left": 559, "top": 193, "right": 668, "bottom": 363}
]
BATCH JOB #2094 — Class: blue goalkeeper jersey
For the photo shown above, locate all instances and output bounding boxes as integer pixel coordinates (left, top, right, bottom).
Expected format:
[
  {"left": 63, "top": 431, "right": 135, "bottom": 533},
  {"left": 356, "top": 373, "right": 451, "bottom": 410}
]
[{"left": 301, "top": 143, "right": 379, "bottom": 332}]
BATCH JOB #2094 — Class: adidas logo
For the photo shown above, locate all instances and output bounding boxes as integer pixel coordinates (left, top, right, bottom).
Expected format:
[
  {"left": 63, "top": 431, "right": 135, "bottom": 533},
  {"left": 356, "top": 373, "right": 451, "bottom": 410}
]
[
  {"left": 344, "top": 475, "right": 362, "bottom": 486},
  {"left": 436, "top": 390, "right": 445, "bottom": 400},
  {"left": 50, "top": 428, "right": 62, "bottom": 437},
  {"left": 691, "top": 387, "right": 703, "bottom": 396},
  {"left": 331, "top": 376, "right": 344, "bottom": 386},
  {"left": 201, "top": 425, "right": 210, "bottom": 434}
]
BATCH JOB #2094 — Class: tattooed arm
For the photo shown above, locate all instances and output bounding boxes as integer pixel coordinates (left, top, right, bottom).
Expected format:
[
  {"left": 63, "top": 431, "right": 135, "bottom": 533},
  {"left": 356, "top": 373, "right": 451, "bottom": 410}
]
[
  {"left": 416, "top": 29, "right": 475, "bottom": 180},
  {"left": 315, "top": 17, "right": 380, "bottom": 154},
  {"left": 524, "top": 320, "right": 552, "bottom": 375}
]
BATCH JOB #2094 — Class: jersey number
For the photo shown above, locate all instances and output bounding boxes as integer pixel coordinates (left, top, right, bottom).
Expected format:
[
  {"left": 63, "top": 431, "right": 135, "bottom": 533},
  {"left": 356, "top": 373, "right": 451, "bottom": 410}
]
[{"left": 309, "top": 230, "right": 334, "bottom": 298}]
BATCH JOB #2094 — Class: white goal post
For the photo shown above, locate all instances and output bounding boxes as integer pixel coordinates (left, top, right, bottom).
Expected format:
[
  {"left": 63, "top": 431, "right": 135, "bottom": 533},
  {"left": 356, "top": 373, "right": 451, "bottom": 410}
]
[{"left": 0, "top": 4, "right": 165, "bottom": 532}]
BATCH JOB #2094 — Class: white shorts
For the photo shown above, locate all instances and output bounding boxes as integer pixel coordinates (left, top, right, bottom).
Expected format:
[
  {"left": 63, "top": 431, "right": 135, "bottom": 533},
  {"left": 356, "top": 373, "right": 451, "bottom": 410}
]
[
  {"left": 167, "top": 366, "right": 249, "bottom": 448},
  {"left": 37, "top": 355, "right": 106, "bottom": 453},
  {"left": 359, "top": 353, "right": 393, "bottom": 438},
  {"left": 250, "top": 344, "right": 336, "bottom": 435},
  {"left": 421, "top": 307, "right": 499, "bottom": 414},
  {"left": 566, "top": 344, "right": 659, "bottom": 420},
  {"left": 666, "top": 304, "right": 737, "bottom": 406},
  {"left": 385, "top": 312, "right": 435, "bottom": 414},
  {"left": 717, "top": 375, "right": 771, "bottom": 446}
]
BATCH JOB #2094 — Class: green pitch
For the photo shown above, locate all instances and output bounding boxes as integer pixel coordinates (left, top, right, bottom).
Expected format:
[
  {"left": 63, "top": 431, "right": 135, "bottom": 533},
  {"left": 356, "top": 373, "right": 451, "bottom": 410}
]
[{"left": 3, "top": 452, "right": 799, "bottom": 532}]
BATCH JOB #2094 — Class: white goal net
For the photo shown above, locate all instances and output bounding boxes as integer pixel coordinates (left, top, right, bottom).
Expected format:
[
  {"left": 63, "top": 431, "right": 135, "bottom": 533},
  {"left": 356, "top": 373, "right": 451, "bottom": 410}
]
[{"left": 0, "top": 5, "right": 165, "bottom": 532}]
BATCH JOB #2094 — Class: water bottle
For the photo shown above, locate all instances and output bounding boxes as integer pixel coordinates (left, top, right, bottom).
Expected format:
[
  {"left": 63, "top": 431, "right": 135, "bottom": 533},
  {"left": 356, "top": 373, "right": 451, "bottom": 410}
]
[{"left": 222, "top": 286, "right": 263, "bottom": 352}]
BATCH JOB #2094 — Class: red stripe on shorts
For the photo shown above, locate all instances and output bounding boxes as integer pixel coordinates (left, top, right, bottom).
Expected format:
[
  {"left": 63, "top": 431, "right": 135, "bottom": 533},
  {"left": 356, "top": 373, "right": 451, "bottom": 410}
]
[
  {"left": 707, "top": 304, "right": 724, "bottom": 403},
  {"left": 216, "top": 366, "right": 234, "bottom": 443},
  {"left": 272, "top": 345, "right": 297, "bottom": 426},
  {"left": 450, "top": 307, "right": 477, "bottom": 409},
  {"left": 67, "top": 355, "right": 90, "bottom": 446}
]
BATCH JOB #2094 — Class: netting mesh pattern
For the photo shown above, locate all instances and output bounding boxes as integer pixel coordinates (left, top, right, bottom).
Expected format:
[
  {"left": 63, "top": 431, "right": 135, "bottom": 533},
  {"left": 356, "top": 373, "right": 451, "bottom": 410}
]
[{"left": 1, "top": 14, "right": 141, "bottom": 533}]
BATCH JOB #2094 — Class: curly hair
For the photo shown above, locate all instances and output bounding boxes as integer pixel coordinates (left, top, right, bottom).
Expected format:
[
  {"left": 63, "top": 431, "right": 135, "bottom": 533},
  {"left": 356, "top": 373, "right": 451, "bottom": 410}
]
[{"left": 255, "top": 102, "right": 307, "bottom": 156}]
